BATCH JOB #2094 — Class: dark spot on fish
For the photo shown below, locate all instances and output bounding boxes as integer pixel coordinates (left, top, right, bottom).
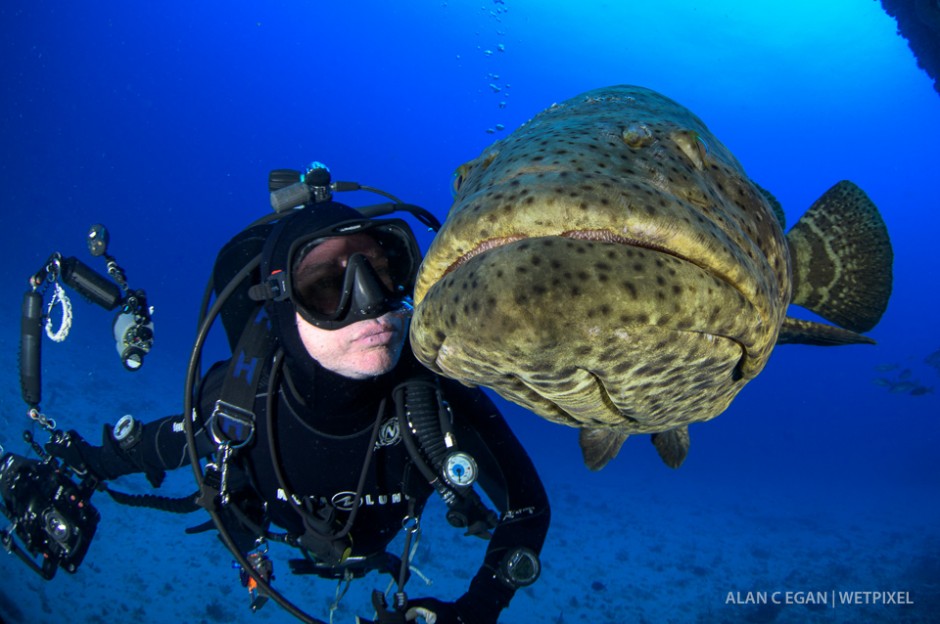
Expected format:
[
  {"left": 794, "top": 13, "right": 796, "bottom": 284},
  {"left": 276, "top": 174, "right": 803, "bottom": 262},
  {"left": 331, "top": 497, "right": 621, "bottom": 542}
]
[{"left": 612, "top": 360, "right": 634, "bottom": 374}]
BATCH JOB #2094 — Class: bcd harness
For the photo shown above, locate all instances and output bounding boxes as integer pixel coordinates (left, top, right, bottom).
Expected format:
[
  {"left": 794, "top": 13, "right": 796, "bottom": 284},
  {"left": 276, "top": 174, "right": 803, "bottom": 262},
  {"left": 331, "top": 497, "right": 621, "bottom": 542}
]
[{"left": 198, "top": 303, "right": 498, "bottom": 611}]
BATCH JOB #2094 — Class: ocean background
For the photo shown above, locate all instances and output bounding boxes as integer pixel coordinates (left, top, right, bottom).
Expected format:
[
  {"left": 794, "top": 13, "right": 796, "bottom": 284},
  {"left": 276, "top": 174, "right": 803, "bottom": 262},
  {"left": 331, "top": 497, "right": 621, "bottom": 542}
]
[{"left": 2, "top": 1, "right": 938, "bottom": 623}]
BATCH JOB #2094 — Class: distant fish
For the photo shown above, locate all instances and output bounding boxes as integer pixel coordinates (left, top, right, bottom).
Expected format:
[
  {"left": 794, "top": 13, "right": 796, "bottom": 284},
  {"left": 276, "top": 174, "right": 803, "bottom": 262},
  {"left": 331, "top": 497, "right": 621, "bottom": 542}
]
[
  {"left": 889, "top": 381, "right": 920, "bottom": 394},
  {"left": 872, "top": 373, "right": 934, "bottom": 397},
  {"left": 873, "top": 363, "right": 900, "bottom": 372},
  {"left": 925, "top": 349, "right": 940, "bottom": 373}
]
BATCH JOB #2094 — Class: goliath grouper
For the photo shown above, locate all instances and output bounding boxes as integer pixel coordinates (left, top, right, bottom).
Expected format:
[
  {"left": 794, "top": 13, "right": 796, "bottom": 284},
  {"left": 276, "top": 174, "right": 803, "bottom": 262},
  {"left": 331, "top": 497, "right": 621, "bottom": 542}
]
[{"left": 410, "top": 85, "right": 893, "bottom": 470}]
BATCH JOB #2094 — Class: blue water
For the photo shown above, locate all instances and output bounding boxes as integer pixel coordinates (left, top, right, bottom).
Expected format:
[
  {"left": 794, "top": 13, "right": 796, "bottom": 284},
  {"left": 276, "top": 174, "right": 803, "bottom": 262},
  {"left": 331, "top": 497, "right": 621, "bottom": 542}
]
[{"left": 2, "top": 1, "right": 938, "bottom": 622}]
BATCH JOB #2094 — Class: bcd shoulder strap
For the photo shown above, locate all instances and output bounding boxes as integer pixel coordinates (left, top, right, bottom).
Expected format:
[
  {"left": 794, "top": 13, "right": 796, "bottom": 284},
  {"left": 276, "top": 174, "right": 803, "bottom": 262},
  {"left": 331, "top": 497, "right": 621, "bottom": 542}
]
[{"left": 210, "top": 305, "right": 276, "bottom": 448}]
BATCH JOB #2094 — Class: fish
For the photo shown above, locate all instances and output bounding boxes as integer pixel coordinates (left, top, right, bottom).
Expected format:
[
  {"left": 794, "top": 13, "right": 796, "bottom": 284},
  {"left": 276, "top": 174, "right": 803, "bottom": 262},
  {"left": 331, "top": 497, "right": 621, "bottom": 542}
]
[
  {"left": 925, "top": 349, "right": 940, "bottom": 373},
  {"left": 410, "top": 85, "right": 893, "bottom": 470},
  {"left": 889, "top": 381, "right": 920, "bottom": 394}
]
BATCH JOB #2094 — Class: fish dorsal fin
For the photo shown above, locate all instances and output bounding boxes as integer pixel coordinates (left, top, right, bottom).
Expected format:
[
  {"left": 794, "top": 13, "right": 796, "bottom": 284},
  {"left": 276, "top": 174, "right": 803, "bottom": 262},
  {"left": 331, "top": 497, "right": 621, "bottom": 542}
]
[
  {"left": 578, "top": 428, "right": 629, "bottom": 471},
  {"left": 786, "top": 180, "right": 893, "bottom": 332},
  {"left": 650, "top": 427, "right": 690, "bottom": 469},
  {"left": 776, "top": 317, "right": 876, "bottom": 346}
]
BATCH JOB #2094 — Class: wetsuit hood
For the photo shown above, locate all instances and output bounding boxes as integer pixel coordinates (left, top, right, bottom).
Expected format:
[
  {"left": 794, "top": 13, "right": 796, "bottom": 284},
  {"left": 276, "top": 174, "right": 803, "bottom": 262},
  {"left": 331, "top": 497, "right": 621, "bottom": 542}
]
[{"left": 258, "top": 201, "right": 364, "bottom": 379}]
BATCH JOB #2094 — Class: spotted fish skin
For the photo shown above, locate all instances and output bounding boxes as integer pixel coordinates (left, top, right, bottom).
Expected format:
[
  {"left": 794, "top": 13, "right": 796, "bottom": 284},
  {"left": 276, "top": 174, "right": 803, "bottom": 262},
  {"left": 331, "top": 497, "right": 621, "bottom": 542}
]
[{"left": 410, "top": 85, "right": 893, "bottom": 470}]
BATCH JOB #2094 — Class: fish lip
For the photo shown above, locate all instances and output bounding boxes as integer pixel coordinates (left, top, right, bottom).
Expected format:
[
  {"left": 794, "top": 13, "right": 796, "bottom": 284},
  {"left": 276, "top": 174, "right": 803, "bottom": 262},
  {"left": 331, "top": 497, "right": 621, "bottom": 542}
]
[{"left": 443, "top": 229, "right": 703, "bottom": 279}]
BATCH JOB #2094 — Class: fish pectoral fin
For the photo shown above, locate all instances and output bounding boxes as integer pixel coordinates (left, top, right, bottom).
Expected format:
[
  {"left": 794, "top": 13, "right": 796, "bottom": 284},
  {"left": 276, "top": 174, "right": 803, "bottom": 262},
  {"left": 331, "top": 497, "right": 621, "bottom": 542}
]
[
  {"left": 650, "top": 427, "right": 690, "bottom": 469},
  {"left": 578, "top": 427, "right": 629, "bottom": 471},
  {"left": 786, "top": 180, "right": 893, "bottom": 333},
  {"left": 776, "top": 317, "right": 876, "bottom": 346}
]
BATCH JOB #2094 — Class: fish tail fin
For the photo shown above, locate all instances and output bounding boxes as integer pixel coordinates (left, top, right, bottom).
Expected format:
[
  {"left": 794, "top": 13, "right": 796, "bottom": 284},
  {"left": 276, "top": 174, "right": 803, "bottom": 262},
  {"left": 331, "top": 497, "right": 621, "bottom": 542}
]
[
  {"left": 579, "top": 428, "right": 628, "bottom": 471},
  {"left": 786, "top": 180, "right": 893, "bottom": 332}
]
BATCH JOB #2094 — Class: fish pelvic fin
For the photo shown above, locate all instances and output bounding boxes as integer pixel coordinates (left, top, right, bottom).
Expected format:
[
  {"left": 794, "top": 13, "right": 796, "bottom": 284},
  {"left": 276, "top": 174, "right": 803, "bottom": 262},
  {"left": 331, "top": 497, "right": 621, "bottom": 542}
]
[
  {"left": 651, "top": 426, "right": 690, "bottom": 469},
  {"left": 578, "top": 428, "right": 629, "bottom": 471},
  {"left": 786, "top": 180, "right": 893, "bottom": 333},
  {"left": 776, "top": 317, "right": 876, "bottom": 346}
]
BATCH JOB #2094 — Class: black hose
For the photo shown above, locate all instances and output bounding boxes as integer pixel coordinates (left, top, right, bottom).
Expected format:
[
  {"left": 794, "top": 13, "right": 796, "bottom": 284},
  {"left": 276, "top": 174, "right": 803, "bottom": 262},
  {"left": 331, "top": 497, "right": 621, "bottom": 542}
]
[{"left": 103, "top": 487, "right": 200, "bottom": 513}]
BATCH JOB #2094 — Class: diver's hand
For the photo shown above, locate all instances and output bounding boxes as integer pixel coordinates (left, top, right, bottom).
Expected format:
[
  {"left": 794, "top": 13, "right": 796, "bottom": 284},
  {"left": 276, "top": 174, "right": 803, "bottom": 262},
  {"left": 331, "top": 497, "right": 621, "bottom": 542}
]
[
  {"left": 404, "top": 597, "right": 479, "bottom": 624},
  {"left": 44, "top": 430, "right": 99, "bottom": 476},
  {"left": 357, "top": 595, "right": 465, "bottom": 624}
]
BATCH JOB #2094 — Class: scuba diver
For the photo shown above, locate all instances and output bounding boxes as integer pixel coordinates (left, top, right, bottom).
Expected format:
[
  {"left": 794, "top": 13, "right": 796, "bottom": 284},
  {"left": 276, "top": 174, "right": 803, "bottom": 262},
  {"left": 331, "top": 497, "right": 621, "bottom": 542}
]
[{"left": 32, "top": 165, "right": 551, "bottom": 623}]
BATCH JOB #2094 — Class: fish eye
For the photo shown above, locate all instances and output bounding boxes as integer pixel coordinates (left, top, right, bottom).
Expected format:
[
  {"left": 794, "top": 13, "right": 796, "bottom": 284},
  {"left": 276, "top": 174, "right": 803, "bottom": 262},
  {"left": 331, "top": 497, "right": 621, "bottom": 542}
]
[
  {"left": 673, "top": 130, "right": 709, "bottom": 170},
  {"left": 452, "top": 164, "right": 471, "bottom": 197},
  {"left": 695, "top": 133, "right": 709, "bottom": 156}
]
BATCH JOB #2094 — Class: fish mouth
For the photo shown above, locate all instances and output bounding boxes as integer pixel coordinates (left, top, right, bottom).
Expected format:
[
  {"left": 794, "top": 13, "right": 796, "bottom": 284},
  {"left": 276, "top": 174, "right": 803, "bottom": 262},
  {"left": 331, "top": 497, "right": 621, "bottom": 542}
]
[{"left": 415, "top": 229, "right": 766, "bottom": 379}]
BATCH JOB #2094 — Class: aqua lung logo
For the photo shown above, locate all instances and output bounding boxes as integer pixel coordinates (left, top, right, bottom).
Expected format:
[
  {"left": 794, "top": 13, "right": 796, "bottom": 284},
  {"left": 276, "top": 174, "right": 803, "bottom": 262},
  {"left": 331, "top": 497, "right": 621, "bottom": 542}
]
[
  {"left": 375, "top": 417, "right": 401, "bottom": 449},
  {"left": 331, "top": 491, "right": 406, "bottom": 512}
]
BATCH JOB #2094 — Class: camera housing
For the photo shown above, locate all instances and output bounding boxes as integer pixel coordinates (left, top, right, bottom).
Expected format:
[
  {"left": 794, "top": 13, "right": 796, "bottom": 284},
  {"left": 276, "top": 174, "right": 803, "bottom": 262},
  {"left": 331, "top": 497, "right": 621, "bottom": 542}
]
[{"left": 0, "top": 452, "right": 99, "bottom": 579}]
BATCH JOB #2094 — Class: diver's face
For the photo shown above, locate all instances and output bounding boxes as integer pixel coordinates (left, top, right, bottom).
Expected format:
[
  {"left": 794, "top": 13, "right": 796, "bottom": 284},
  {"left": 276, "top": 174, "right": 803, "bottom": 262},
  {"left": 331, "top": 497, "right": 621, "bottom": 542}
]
[{"left": 295, "top": 310, "right": 409, "bottom": 379}]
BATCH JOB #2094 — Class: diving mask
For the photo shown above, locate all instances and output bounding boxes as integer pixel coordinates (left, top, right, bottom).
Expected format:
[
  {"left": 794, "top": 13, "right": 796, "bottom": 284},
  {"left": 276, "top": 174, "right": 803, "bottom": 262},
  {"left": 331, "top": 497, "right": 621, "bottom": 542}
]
[{"left": 284, "top": 220, "right": 420, "bottom": 330}]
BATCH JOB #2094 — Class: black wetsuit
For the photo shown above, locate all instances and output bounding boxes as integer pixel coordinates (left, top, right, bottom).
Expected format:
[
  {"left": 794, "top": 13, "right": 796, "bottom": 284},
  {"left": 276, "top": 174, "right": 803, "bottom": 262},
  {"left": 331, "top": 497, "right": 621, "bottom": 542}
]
[{"left": 124, "top": 349, "right": 550, "bottom": 614}]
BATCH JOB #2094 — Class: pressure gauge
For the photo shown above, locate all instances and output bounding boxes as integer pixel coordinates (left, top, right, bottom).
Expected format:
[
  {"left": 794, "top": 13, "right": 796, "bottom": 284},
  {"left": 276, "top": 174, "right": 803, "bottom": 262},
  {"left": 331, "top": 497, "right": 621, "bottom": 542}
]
[
  {"left": 113, "top": 414, "right": 142, "bottom": 450},
  {"left": 442, "top": 451, "right": 477, "bottom": 488}
]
